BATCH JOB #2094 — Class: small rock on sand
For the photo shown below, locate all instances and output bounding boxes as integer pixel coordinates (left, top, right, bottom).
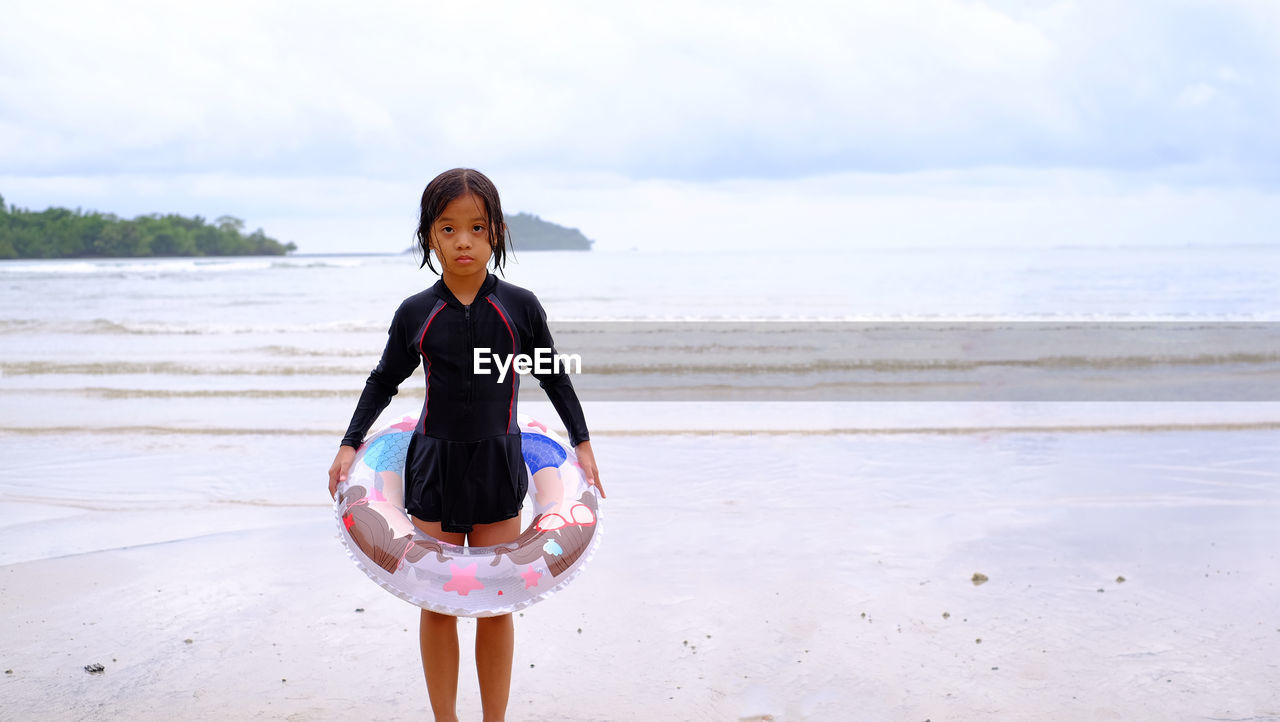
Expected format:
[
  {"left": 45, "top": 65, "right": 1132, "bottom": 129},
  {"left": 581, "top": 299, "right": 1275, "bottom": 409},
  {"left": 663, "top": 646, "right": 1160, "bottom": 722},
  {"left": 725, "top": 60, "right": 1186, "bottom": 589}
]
[
  {"left": 971, "top": 573, "right": 989, "bottom": 586},
  {"left": 84, "top": 663, "right": 104, "bottom": 674}
]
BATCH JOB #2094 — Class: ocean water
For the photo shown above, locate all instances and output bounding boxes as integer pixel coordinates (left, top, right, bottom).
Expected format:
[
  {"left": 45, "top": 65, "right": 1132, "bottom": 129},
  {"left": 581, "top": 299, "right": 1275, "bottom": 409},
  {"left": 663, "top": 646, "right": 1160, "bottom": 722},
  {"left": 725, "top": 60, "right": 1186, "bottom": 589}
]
[
  {"left": 1, "top": 245, "right": 1278, "bottom": 415},
  {"left": 3, "top": 245, "right": 1279, "bottom": 324},
  {"left": 1, "top": 245, "right": 1279, "bottom": 564}
]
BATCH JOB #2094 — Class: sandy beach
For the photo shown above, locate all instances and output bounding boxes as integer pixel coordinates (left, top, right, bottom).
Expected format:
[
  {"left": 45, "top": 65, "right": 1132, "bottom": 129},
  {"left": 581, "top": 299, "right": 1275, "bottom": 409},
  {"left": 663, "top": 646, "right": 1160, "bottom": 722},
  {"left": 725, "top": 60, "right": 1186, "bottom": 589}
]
[{"left": 4, "top": 404, "right": 1279, "bottom": 721}]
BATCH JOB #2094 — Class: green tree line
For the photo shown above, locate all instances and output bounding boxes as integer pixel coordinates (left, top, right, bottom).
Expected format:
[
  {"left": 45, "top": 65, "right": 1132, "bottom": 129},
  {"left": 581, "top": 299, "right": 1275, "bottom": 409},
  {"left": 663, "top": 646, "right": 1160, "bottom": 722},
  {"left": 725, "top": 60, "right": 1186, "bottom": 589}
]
[{"left": 0, "top": 193, "right": 296, "bottom": 259}]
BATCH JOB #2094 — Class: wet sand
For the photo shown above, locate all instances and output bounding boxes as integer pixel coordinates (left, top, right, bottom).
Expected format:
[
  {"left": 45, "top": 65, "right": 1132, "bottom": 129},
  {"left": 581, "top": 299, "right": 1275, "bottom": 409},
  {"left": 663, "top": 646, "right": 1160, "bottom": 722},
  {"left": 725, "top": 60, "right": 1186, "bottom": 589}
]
[{"left": 2, "top": 420, "right": 1279, "bottom": 720}]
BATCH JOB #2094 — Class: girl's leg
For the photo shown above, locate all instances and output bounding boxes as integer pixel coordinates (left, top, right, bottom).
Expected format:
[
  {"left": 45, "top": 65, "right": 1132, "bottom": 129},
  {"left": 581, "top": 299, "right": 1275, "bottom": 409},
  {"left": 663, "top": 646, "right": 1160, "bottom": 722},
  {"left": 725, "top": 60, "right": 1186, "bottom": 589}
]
[
  {"left": 420, "top": 611, "right": 460, "bottom": 722},
  {"left": 467, "top": 516, "right": 523, "bottom": 722},
  {"left": 411, "top": 518, "right": 467, "bottom": 722}
]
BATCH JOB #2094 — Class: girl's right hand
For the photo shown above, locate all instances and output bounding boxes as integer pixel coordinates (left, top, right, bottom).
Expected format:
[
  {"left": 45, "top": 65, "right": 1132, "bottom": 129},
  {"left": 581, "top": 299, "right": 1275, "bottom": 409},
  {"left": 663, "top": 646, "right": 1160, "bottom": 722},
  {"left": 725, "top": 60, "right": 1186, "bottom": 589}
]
[{"left": 328, "top": 445, "right": 357, "bottom": 500}]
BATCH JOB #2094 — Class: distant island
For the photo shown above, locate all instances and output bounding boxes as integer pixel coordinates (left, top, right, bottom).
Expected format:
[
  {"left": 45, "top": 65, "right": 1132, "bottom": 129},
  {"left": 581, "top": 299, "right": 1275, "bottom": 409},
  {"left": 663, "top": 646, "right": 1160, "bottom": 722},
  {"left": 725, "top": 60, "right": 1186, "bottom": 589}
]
[
  {"left": 0, "top": 193, "right": 296, "bottom": 259},
  {"left": 506, "top": 212, "right": 594, "bottom": 250},
  {"left": 402, "top": 212, "right": 595, "bottom": 254}
]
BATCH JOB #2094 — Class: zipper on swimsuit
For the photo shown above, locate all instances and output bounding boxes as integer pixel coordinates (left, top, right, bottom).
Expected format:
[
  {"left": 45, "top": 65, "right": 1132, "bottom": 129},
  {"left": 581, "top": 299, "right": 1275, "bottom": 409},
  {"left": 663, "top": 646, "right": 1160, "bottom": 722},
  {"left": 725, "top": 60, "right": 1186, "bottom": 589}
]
[{"left": 464, "top": 304, "right": 474, "bottom": 403}]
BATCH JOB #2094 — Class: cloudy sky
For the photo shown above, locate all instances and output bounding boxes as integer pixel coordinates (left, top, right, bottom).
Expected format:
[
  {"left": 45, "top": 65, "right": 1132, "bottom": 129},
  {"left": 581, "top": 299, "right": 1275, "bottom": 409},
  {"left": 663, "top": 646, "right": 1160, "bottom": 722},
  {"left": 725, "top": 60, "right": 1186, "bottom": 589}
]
[{"left": 2, "top": 0, "right": 1278, "bottom": 252}]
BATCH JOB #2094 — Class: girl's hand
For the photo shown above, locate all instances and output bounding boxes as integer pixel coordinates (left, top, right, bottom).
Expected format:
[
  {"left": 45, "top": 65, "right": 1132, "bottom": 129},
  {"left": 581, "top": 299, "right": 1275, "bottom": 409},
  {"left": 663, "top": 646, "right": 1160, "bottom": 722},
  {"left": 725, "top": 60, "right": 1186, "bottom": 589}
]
[
  {"left": 574, "top": 440, "right": 605, "bottom": 499},
  {"left": 328, "top": 445, "right": 357, "bottom": 500}
]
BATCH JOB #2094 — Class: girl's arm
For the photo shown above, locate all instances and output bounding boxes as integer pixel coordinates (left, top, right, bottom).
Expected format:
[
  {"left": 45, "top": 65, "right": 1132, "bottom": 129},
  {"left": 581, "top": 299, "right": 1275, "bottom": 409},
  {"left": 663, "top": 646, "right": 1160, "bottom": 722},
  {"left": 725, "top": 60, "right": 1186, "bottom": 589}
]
[
  {"left": 571, "top": 439, "right": 604, "bottom": 498},
  {"left": 329, "top": 303, "right": 421, "bottom": 498},
  {"left": 524, "top": 300, "right": 604, "bottom": 496},
  {"left": 340, "top": 301, "right": 422, "bottom": 448},
  {"left": 327, "top": 445, "right": 356, "bottom": 499}
]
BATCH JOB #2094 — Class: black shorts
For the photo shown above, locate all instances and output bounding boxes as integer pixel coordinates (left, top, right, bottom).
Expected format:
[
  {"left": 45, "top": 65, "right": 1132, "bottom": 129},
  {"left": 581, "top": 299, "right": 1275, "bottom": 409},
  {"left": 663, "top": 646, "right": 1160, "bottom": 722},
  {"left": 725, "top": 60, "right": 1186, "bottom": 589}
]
[{"left": 404, "top": 433, "right": 528, "bottom": 534}]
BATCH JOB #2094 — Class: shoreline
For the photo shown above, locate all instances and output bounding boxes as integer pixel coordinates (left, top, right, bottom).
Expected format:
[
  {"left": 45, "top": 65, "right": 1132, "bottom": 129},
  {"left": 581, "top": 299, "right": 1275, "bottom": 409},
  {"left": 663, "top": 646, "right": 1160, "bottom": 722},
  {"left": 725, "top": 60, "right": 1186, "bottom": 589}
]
[{"left": 3, "top": 399, "right": 1280, "bottom": 436}]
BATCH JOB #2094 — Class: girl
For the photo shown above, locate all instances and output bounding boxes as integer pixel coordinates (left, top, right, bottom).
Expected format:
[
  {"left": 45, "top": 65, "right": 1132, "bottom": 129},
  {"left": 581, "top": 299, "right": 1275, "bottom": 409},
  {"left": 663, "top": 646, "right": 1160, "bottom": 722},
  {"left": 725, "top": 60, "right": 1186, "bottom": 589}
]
[{"left": 327, "top": 168, "right": 603, "bottom": 722}]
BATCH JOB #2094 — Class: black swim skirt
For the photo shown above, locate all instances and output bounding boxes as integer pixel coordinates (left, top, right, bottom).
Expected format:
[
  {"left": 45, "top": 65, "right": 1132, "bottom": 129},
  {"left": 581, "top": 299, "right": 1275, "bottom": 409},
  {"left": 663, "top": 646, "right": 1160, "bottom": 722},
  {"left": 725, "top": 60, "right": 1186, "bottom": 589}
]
[{"left": 404, "top": 433, "right": 528, "bottom": 534}]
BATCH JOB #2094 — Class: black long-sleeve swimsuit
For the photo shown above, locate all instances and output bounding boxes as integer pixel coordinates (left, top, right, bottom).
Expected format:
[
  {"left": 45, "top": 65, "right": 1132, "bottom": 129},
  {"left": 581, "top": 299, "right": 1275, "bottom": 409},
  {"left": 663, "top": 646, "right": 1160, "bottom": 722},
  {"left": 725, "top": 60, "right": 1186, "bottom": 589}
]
[{"left": 341, "top": 273, "right": 589, "bottom": 533}]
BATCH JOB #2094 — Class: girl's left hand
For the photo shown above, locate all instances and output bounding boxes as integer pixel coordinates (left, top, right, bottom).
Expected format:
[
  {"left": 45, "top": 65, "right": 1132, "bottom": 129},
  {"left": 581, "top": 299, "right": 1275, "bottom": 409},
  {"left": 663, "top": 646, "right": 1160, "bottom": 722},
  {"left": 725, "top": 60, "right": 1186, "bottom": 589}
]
[{"left": 574, "top": 440, "right": 605, "bottom": 499}]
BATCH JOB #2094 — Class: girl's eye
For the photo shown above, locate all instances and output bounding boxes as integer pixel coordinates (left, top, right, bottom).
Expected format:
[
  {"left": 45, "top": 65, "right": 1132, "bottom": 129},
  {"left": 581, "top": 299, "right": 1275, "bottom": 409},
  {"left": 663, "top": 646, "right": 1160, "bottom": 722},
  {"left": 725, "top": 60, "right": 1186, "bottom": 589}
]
[
  {"left": 441, "top": 225, "right": 453, "bottom": 233},
  {"left": 472, "top": 224, "right": 484, "bottom": 232}
]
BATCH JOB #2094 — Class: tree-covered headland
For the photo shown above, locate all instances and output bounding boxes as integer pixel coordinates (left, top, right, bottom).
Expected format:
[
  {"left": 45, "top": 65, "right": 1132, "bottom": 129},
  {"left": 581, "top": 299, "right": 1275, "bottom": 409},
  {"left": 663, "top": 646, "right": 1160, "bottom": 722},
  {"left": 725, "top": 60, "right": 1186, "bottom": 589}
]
[{"left": 0, "top": 193, "right": 296, "bottom": 259}]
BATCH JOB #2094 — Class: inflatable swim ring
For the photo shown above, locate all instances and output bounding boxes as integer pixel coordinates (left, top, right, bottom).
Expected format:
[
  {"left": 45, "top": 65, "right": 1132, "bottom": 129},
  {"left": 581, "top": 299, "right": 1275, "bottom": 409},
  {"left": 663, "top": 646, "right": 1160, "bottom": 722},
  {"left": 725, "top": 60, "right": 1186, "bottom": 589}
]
[{"left": 334, "top": 414, "right": 602, "bottom": 617}]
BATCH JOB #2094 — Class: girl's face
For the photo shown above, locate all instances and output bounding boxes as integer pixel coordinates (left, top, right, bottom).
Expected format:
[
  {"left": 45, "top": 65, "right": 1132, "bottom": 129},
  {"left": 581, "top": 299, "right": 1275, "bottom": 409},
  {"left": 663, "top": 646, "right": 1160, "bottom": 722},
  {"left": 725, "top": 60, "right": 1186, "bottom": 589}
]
[{"left": 429, "top": 192, "right": 494, "bottom": 279}]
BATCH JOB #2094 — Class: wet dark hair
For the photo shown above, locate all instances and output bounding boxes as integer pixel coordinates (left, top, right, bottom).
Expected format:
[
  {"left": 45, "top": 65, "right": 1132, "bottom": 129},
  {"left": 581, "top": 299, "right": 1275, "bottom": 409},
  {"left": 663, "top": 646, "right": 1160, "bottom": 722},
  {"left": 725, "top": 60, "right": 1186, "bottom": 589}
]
[{"left": 415, "top": 168, "right": 509, "bottom": 275}]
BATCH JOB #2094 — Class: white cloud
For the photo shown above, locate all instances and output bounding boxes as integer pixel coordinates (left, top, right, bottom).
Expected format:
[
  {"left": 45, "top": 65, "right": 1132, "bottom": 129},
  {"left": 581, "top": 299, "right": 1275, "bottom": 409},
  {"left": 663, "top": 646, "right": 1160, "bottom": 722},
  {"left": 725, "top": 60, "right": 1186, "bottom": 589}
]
[
  {"left": 1176, "top": 83, "right": 1218, "bottom": 109},
  {"left": 4, "top": 0, "right": 1278, "bottom": 180},
  {"left": 2, "top": 1, "right": 1278, "bottom": 253}
]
